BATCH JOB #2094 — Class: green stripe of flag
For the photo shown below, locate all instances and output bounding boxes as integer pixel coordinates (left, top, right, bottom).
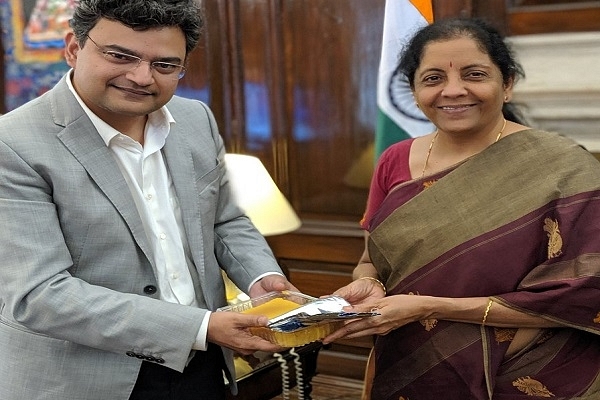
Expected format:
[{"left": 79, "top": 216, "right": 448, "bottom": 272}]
[{"left": 375, "top": 108, "right": 412, "bottom": 160}]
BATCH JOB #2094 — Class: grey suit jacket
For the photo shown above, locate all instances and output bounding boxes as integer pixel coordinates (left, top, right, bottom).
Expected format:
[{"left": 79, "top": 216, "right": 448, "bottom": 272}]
[{"left": 0, "top": 76, "right": 283, "bottom": 399}]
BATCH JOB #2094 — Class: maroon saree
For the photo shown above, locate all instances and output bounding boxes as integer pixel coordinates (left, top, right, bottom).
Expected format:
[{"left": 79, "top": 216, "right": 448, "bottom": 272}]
[{"left": 367, "top": 130, "right": 600, "bottom": 399}]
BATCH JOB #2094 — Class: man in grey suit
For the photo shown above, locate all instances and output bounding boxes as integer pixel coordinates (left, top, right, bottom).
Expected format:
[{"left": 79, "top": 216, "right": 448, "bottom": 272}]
[{"left": 0, "top": 1, "right": 297, "bottom": 399}]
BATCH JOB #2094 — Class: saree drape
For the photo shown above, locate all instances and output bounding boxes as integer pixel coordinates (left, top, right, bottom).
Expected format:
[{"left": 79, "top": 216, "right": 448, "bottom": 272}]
[{"left": 367, "top": 130, "right": 600, "bottom": 399}]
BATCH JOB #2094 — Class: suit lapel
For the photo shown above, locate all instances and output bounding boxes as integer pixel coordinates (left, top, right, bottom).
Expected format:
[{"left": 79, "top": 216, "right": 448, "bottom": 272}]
[
  {"left": 162, "top": 128, "right": 204, "bottom": 258},
  {"left": 50, "top": 78, "right": 155, "bottom": 267},
  {"left": 162, "top": 125, "right": 212, "bottom": 305}
]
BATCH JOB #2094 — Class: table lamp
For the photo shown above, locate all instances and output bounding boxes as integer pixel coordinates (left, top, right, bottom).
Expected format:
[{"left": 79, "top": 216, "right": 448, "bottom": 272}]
[{"left": 224, "top": 153, "right": 301, "bottom": 236}]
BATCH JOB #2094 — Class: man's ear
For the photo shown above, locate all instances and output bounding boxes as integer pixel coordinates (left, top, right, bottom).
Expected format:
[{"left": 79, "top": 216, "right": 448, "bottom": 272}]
[{"left": 64, "top": 32, "right": 80, "bottom": 68}]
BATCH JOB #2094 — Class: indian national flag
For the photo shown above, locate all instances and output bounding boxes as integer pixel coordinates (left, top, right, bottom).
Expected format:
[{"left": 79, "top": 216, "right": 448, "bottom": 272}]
[{"left": 375, "top": 0, "right": 435, "bottom": 160}]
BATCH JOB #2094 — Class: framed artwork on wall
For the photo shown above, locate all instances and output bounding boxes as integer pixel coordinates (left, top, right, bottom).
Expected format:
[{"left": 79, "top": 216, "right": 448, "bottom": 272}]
[
  {"left": 7, "top": 0, "right": 76, "bottom": 63},
  {"left": 0, "top": 0, "right": 72, "bottom": 110}
]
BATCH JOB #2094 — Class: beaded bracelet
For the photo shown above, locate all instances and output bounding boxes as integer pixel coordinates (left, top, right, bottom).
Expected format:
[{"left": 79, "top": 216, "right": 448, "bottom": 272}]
[
  {"left": 482, "top": 298, "right": 493, "bottom": 326},
  {"left": 358, "top": 276, "right": 387, "bottom": 295}
]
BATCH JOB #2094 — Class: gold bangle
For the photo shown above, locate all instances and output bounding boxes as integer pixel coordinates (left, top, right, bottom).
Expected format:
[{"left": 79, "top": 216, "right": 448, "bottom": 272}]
[
  {"left": 482, "top": 299, "right": 493, "bottom": 326},
  {"left": 358, "top": 276, "right": 386, "bottom": 295}
]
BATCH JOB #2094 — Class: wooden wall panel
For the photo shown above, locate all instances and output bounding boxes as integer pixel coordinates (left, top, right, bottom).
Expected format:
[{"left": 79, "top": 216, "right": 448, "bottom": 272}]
[
  {"left": 432, "top": 0, "right": 600, "bottom": 36},
  {"left": 279, "top": 1, "right": 382, "bottom": 218},
  {"left": 267, "top": 233, "right": 364, "bottom": 264},
  {"left": 508, "top": 2, "right": 600, "bottom": 35},
  {"left": 433, "top": 0, "right": 507, "bottom": 34},
  {"left": 184, "top": 0, "right": 383, "bottom": 219}
]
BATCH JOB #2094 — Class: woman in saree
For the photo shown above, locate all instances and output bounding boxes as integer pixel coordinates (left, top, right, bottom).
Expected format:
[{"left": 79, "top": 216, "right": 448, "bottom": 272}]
[{"left": 323, "top": 18, "right": 600, "bottom": 400}]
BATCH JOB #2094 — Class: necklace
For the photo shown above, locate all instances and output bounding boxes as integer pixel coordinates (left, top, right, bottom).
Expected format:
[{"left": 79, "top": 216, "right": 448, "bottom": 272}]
[{"left": 421, "top": 119, "right": 507, "bottom": 178}]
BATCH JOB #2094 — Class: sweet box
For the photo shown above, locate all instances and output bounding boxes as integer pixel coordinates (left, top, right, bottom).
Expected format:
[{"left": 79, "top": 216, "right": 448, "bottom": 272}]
[{"left": 218, "top": 291, "right": 368, "bottom": 347}]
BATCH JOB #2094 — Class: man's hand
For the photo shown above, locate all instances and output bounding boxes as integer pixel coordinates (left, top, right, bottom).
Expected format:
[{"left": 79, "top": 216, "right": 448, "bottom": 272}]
[
  {"left": 248, "top": 274, "right": 299, "bottom": 298},
  {"left": 207, "top": 311, "right": 285, "bottom": 355}
]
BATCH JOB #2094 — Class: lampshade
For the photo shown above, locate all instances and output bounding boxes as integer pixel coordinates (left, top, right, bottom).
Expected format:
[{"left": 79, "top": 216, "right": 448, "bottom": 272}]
[{"left": 224, "top": 154, "right": 301, "bottom": 236}]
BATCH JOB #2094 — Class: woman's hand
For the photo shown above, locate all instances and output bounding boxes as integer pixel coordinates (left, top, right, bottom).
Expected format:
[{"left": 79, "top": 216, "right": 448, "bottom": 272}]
[
  {"left": 322, "top": 294, "right": 431, "bottom": 344},
  {"left": 332, "top": 277, "right": 386, "bottom": 306}
]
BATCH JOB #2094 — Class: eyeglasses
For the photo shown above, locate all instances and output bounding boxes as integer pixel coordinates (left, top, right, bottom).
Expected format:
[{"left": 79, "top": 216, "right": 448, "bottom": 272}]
[{"left": 85, "top": 35, "right": 187, "bottom": 80}]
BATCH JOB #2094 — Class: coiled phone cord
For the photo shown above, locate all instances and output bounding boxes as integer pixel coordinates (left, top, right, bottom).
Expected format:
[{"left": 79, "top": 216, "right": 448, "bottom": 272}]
[{"left": 274, "top": 348, "right": 305, "bottom": 400}]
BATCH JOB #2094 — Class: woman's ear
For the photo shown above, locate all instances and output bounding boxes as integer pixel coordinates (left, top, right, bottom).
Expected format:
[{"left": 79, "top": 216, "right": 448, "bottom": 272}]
[{"left": 503, "top": 77, "right": 515, "bottom": 102}]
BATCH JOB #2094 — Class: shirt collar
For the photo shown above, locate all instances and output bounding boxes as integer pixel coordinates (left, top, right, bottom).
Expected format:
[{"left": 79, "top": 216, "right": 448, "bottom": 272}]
[{"left": 66, "top": 70, "right": 176, "bottom": 147}]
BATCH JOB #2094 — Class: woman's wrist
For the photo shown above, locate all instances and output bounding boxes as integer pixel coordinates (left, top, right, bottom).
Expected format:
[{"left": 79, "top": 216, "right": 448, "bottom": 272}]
[
  {"left": 431, "top": 297, "right": 489, "bottom": 324},
  {"left": 356, "top": 276, "right": 386, "bottom": 295}
]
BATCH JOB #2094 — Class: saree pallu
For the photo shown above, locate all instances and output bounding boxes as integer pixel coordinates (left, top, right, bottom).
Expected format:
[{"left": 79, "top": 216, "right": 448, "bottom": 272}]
[{"left": 367, "top": 130, "right": 600, "bottom": 400}]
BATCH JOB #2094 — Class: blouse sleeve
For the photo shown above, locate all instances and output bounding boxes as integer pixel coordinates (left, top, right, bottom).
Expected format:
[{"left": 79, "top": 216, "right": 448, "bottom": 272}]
[{"left": 360, "top": 139, "right": 414, "bottom": 229}]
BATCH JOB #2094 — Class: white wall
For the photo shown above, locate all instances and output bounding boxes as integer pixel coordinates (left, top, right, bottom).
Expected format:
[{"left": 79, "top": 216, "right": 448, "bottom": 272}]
[{"left": 509, "top": 32, "right": 600, "bottom": 151}]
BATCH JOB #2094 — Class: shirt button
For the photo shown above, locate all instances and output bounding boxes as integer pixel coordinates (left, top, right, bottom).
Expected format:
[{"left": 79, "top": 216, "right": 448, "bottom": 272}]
[
  {"left": 159, "top": 233, "right": 167, "bottom": 240},
  {"left": 146, "top": 194, "right": 153, "bottom": 200},
  {"left": 143, "top": 285, "right": 157, "bottom": 294},
  {"left": 171, "top": 273, "right": 179, "bottom": 280}
]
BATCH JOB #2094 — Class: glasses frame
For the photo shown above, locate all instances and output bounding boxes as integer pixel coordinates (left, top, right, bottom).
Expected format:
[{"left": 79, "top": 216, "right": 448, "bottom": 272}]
[{"left": 85, "top": 35, "right": 187, "bottom": 80}]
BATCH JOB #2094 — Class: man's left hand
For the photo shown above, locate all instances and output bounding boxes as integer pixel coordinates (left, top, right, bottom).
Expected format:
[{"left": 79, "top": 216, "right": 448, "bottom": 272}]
[{"left": 249, "top": 275, "right": 299, "bottom": 297}]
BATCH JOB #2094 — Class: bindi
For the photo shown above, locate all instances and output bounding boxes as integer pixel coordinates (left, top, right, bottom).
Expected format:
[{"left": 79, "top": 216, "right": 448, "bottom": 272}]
[{"left": 449, "top": 61, "right": 453, "bottom": 68}]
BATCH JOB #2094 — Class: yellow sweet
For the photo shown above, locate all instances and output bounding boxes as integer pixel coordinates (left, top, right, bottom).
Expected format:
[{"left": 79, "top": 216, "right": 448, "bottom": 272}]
[
  {"left": 249, "top": 321, "right": 344, "bottom": 347},
  {"left": 241, "top": 297, "right": 300, "bottom": 318}
]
